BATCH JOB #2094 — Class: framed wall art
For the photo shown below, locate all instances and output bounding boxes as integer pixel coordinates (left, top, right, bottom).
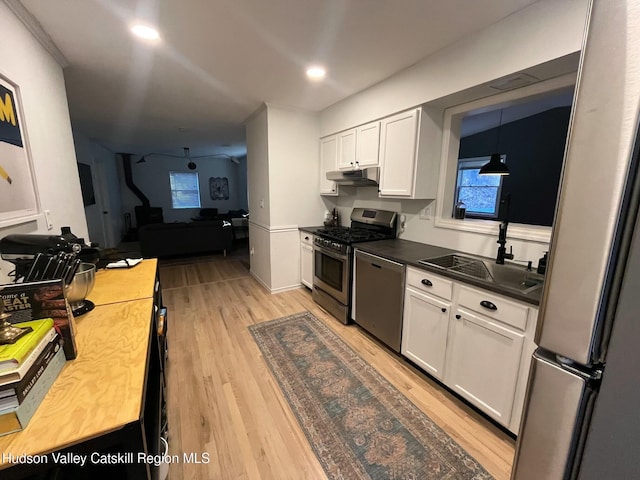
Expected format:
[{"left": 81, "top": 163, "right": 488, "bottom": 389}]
[
  {"left": 0, "top": 73, "right": 38, "bottom": 224},
  {"left": 209, "top": 177, "right": 229, "bottom": 200}
]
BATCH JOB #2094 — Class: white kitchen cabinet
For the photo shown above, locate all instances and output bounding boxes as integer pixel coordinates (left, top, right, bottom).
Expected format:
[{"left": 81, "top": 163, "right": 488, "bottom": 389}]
[
  {"left": 445, "top": 306, "right": 525, "bottom": 428},
  {"left": 355, "top": 121, "right": 380, "bottom": 168},
  {"left": 300, "top": 232, "right": 314, "bottom": 289},
  {"left": 320, "top": 135, "right": 338, "bottom": 195},
  {"left": 401, "top": 265, "right": 538, "bottom": 434},
  {"left": 337, "top": 122, "right": 380, "bottom": 171},
  {"left": 401, "top": 286, "right": 450, "bottom": 380},
  {"left": 379, "top": 107, "right": 441, "bottom": 199},
  {"left": 337, "top": 129, "right": 357, "bottom": 170}
]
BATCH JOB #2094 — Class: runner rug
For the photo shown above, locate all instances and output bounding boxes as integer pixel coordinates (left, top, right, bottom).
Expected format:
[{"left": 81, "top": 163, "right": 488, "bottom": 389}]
[{"left": 249, "top": 311, "right": 494, "bottom": 480}]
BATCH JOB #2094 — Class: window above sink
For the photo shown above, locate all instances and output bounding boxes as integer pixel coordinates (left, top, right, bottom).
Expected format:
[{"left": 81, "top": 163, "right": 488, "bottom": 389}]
[{"left": 433, "top": 73, "right": 577, "bottom": 243}]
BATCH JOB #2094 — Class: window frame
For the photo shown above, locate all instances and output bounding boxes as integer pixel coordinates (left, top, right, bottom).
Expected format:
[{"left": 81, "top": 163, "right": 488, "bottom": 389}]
[
  {"left": 433, "top": 73, "right": 576, "bottom": 243},
  {"left": 455, "top": 155, "right": 505, "bottom": 219},
  {"left": 169, "top": 171, "right": 202, "bottom": 209}
]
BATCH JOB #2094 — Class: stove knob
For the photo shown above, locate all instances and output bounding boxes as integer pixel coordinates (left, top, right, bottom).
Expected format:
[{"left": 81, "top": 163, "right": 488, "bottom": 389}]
[{"left": 332, "top": 242, "right": 340, "bottom": 249}]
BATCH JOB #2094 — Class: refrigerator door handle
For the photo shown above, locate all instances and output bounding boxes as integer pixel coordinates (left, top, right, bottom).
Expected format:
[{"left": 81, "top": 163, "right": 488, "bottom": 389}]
[{"left": 512, "top": 350, "right": 598, "bottom": 480}]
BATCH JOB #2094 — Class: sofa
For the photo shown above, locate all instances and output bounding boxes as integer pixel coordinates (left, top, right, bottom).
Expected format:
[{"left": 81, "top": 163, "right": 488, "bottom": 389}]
[{"left": 138, "top": 220, "right": 233, "bottom": 258}]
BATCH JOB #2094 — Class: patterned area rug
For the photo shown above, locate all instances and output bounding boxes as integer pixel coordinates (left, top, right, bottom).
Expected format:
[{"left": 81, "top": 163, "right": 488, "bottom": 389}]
[{"left": 249, "top": 311, "right": 494, "bottom": 480}]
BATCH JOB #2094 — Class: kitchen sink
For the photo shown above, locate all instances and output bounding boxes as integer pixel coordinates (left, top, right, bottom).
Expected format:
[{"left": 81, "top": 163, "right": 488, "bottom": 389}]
[{"left": 418, "top": 253, "right": 544, "bottom": 294}]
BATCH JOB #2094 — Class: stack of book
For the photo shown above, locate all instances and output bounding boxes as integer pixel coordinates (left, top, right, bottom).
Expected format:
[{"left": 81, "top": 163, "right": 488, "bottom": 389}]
[{"left": 0, "top": 318, "right": 66, "bottom": 436}]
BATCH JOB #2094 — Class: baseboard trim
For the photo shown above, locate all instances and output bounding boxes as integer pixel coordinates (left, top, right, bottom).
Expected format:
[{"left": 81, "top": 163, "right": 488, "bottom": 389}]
[
  {"left": 270, "top": 284, "right": 304, "bottom": 294},
  {"left": 249, "top": 270, "right": 304, "bottom": 294}
]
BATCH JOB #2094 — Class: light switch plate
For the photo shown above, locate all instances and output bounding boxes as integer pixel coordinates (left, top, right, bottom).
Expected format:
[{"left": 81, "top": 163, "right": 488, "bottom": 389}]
[{"left": 44, "top": 209, "right": 53, "bottom": 230}]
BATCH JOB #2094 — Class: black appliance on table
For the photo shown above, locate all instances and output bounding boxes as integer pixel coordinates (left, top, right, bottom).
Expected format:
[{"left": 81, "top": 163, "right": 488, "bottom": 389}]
[
  {"left": 312, "top": 208, "right": 398, "bottom": 324},
  {"left": 0, "top": 227, "right": 101, "bottom": 316}
]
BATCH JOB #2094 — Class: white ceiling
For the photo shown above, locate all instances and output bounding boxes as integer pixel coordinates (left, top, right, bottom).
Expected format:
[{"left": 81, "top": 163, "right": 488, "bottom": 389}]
[{"left": 18, "top": 0, "right": 540, "bottom": 157}]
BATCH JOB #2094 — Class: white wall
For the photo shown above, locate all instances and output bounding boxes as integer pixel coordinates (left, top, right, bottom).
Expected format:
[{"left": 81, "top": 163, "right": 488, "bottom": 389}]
[
  {"left": 246, "top": 106, "right": 270, "bottom": 227},
  {"left": 320, "top": 0, "right": 589, "bottom": 135},
  {"left": 267, "top": 106, "right": 324, "bottom": 228},
  {"left": 72, "top": 128, "right": 122, "bottom": 248},
  {"left": 120, "top": 153, "right": 249, "bottom": 225},
  {"left": 245, "top": 105, "right": 325, "bottom": 291},
  {"left": 248, "top": 222, "right": 271, "bottom": 290},
  {"left": 318, "top": 0, "right": 590, "bottom": 266},
  {"left": 0, "top": 3, "right": 88, "bottom": 284}
]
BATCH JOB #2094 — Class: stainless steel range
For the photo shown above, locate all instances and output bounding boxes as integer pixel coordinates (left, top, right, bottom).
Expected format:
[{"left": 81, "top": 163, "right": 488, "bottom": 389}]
[{"left": 312, "top": 208, "right": 398, "bottom": 324}]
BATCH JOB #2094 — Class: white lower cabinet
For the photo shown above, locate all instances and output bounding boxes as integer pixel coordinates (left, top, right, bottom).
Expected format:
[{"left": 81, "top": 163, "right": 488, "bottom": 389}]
[
  {"left": 300, "top": 232, "right": 314, "bottom": 289},
  {"left": 401, "top": 265, "right": 538, "bottom": 434},
  {"left": 444, "top": 307, "right": 524, "bottom": 427},
  {"left": 401, "top": 287, "right": 450, "bottom": 380}
]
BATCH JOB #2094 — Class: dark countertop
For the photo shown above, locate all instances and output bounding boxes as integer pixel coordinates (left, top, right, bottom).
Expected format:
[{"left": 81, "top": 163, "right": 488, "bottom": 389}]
[{"left": 354, "top": 238, "right": 542, "bottom": 306}]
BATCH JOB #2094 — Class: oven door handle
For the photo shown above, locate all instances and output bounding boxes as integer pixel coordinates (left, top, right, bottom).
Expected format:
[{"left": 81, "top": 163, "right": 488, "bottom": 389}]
[{"left": 313, "top": 244, "right": 348, "bottom": 261}]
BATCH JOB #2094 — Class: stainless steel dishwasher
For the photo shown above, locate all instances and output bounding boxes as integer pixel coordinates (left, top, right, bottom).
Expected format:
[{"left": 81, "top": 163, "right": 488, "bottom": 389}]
[{"left": 354, "top": 249, "right": 405, "bottom": 352}]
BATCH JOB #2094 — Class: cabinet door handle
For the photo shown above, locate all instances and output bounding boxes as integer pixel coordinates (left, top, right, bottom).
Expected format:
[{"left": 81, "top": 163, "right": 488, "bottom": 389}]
[
  {"left": 371, "top": 263, "right": 382, "bottom": 269},
  {"left": 421, "top": 279, "right": 433, "bottom": 287},
  {"left": 455, "top": 314, "right": 461, "bottom": 319},
  {"left": 304, "top": 236, "right": 309, "bottom": 240},
  {"left": 480, "top": 300, "right": 498, "bottom": 311},
  {"left": 441, "top": 307, "right": 447, "bottom": 313}
]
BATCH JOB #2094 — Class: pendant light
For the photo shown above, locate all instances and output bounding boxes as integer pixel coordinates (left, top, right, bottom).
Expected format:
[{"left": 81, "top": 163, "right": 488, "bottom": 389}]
[
  {"left": 479, "top": 109, "right": 509, "bottom": 176},
  {"left": 185, "top": 147, "right": 197, "bottom": 170}
]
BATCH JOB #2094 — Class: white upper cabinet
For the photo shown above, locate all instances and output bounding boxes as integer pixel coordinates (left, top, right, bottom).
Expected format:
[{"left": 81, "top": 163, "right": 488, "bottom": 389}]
[
  {"left": 379, "top": 107, "right": 441, "bottom": 199},
  {"left": 355, "top": 121, "right": 380, "bottom": 168},
  {"left": 320, "top": 135, "right": 339, "bottom": 195},
  {"left": 379, "top": 109, "right": 419, "bottom": 196},
  {"left": 337, "top": 129, "right": 357, "bottom": 170},
  {"left": 337, "top": 121, "right": 380, "bottom": 171},
  {"left": 320, "top": 106, "right": 440, "bottom": 197}
]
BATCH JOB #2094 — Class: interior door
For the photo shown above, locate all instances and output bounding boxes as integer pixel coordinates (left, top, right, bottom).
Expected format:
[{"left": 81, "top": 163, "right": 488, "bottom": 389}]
[{"left": 95, "top": 161, "right": 116, "bottom": 247}]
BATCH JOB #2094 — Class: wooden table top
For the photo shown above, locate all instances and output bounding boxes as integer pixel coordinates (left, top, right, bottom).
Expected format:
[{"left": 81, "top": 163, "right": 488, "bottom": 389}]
[
  {"left": 89, "top": 258, "right": 157, "bottom": 306},
  {"left": 0, "top": 260, "right": 159, "bottom": 467}
]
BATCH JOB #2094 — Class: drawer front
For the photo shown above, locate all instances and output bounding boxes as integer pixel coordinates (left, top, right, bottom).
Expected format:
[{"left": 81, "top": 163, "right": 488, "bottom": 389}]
[
  {"left": 300, "top": 231, "right": 314, "bottom": 246},
  {"left": 458, "top": 285, "right": 529, "bottom": 331},
  {"left": 406, "top": 266, "right": 453, "bottom": 301}
]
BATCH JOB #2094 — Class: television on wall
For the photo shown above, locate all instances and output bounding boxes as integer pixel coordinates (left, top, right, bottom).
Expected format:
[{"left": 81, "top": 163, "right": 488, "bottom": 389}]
[{"left": 77, "top": 162, "right": 96, "bottom": 206}]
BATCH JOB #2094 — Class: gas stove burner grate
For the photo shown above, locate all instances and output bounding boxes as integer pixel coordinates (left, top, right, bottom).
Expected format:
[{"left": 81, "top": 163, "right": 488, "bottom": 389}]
[{"left": 315, "top": 228, "right": 392, "bottom": 244}]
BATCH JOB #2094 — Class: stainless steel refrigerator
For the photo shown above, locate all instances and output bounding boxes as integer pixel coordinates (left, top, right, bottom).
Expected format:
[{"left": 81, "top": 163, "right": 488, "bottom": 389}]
[{"left": 512, "top": 1, "right": 640, "bottom": 479}]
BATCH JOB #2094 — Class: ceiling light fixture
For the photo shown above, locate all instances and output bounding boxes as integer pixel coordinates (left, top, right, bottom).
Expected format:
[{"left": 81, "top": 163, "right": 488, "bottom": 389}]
[
  {"left": 306, "top": 65, "right": 326, "bottom": 81},
  {"left": 185, "top": 147, "right": 197, "bottom": 170},
  {"left": 479, "top": 109, "right": 510, "bottom": 176},
  {"left": 136, "top": 150, "right": 242, "bottom": 167},
  {"left": 131, "top": 24, "right": 160, "bottom": 41}
]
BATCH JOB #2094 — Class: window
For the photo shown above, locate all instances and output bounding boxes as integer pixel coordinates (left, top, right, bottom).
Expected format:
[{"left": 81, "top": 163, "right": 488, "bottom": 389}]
[
  {"left": 169, "top": 172, "right": 201, "bottom": 209},
  {"left": 455, "top": 156, "right": 504, "bottom": 218},
  {"left": 434, "top": 73, "right": 577, "bottom": 242}
]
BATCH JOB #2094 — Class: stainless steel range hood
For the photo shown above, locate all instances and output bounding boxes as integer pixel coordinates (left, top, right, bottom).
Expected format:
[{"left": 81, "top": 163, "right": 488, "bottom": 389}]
[{"left": 326, "top": 167, "right": 379, "bottom": 186}]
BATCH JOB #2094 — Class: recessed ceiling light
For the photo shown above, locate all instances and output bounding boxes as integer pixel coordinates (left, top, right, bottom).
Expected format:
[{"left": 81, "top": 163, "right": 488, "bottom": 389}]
[
  {"left": 131, "top": 24, "right": 160, "bottom": 41},
  {"left": 306, "top": 65, "right": 327, "bottom": 81}
]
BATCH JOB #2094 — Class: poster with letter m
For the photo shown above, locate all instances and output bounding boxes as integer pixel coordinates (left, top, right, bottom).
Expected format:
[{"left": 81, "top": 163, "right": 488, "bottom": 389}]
[{"left": 0, "top": 74, "right": 38, "bottom": 224}]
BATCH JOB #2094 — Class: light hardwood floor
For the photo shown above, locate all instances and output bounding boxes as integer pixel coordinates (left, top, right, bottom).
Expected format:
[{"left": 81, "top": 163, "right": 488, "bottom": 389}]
[{"left": 160, "top": 250, "right": 516, "bottom": 479}]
